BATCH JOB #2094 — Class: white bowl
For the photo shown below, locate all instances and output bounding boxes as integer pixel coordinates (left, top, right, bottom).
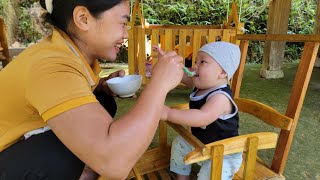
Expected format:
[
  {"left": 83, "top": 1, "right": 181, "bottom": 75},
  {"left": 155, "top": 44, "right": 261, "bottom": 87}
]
[{"left": 106, "top": 75, "right": 142, "bottom": 98}]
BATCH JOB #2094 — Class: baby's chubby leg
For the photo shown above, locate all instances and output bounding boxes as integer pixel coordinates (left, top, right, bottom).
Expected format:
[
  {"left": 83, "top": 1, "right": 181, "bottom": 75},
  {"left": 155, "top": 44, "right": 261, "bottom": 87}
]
[{"left": 170, "top": 136, "right": 194, "bottom": 178}]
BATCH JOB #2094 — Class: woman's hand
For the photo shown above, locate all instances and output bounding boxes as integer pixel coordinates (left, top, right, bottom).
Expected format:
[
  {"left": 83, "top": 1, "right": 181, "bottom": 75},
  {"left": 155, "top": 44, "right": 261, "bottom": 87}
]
[
  {"left": 95, "top": 69, "right": 125, "bottom": 96},
  {"left": 151, "top": 46, "right": 184, "bottom": 92}
]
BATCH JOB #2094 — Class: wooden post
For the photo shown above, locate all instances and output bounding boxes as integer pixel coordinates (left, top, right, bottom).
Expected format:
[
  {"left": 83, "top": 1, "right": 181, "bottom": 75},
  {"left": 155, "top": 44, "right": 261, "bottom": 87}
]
[
  {"left": 260, "top": 0, "right": 291, "bottom": 79},
  {"left": 128, "top": 0, "right": 145, "bottom": 75},
  {"left": 314, "top": 0, "right": 320, "bottom": 67},
  {"left": 231, "top": 40, "right": 249, "bottom": 99},
  {"left": 271, "top": 42, "right": 319, "bottom": 174}
]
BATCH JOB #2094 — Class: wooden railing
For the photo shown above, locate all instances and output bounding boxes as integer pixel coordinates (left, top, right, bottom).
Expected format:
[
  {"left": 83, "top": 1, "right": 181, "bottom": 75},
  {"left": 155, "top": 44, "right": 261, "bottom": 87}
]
[{"left": 128, "top": 25, "right": 240, "bottom": 84}]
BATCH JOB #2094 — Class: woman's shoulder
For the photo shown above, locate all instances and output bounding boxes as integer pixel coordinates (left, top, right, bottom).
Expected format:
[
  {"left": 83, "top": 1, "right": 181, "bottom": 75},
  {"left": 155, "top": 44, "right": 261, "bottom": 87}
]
[{"left": 15, "top": 31, "right": 82, "bottom": 67}]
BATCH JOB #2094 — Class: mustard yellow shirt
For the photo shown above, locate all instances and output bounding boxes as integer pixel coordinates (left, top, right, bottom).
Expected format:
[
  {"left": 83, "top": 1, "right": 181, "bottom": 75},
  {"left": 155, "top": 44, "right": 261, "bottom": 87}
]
[{"left": 0, "top": 28, "right": 101, "bottom": 151}]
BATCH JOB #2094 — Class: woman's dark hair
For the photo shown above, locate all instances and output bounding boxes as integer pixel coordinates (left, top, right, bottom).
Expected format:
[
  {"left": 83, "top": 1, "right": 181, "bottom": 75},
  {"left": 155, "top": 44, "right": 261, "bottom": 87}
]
[{"left": 40, "top": 0, "right": 127, "bottom": 35}]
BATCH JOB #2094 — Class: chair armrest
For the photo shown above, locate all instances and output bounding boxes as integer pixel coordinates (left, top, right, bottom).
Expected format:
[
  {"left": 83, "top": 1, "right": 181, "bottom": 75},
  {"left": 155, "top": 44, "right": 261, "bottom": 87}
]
[
  {"left": 184, "top": 132, "right": 278, "bottom": 165},
  {"left": 166, "top": 121, "right": 207, "bottom": 155},
  {"left": 235, "top": 98, "right": 293, "bottom": 130}
]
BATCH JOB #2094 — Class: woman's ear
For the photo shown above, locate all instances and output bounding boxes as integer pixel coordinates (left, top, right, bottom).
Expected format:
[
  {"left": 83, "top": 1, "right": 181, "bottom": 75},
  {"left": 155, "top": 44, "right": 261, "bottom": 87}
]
[{"left": 73, "top": 6, "right": 91, "bottom": 31}]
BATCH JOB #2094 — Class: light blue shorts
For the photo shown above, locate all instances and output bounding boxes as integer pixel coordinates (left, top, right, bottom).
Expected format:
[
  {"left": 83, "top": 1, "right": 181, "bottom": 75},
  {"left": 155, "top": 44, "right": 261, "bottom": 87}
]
[{"left": 170, "top": 136, "right": 243, "bottom": 180}]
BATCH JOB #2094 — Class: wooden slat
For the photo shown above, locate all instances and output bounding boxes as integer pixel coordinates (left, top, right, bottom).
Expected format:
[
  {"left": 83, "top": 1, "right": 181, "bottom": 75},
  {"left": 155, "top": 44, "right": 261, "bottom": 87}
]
[
  {"left": 151, "top": 29, "right": 159, "bottom": 66},
  {"left": 128, "top": 21, "right": 135, "bottom": 75},
  {"left": 158, "top": 121, "right": 167, "bottom": 148},
  {"left": 138, "top": 28, "right": 147, "bottom": 84},
  {"left": 222, "top": 29, "right": 231, "bottom": 42},
  {"left": 158, "top": 169, "right": 171, "bottom": 180},
  {"left": 178, "top": 29, "right": 187, "bottom": 61},
  {"left": 130, "top": 147, "right": 171, "bottom": 178},
  {"left": 234, "top": 155, "right": 285, "bottom": 180},
  {"left": 132, "top": 167, "right": 144, "bottom": 180},
  {"left": 243, "top": 137, "right": 258, "bottom": 180},
  {"left": 146, "top": 172, "right": 157, "bottom": 179},
  {"left": 184, "top": 132, "right": 278, "bottom": 165},
  {"left": 164, "top": 29, "right": 173, "bottom": 51},
  {"left": 208, "top": 29, "right": 220, "bottom": 43},
  {"left": 210, "top": 145, "right": 224, "bottom": 180},
  {"left": 231, "top": 40, "right": 249, "bottom": 98},
  {"left": 170, "top": 103, "right": 189, "bottom": 110},
  {"left": 235, "top": 98, "right": 293, "bottom": 130},
  {"left": 146, "top": 24, "right": 222, "bottom": 29},
  {"left": 192, "top": 30, "right": 202, "bottom": 67},
  {"left": 236, "top": 34, "right": 320, "bottom": 42}
]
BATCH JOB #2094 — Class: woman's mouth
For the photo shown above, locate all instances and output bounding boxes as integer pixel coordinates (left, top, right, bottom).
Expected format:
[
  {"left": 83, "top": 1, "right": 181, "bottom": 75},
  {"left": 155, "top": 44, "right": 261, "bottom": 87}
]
[{"left": 114, "top": 44, "right": 122, "bottom": 53}]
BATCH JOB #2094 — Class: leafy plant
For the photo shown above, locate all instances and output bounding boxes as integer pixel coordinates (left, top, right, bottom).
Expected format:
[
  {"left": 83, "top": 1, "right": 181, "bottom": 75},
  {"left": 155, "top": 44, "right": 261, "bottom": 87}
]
[
  {"left": 17, "top": 5, "right": 42, "bottom": 45},
  {"left": 139, "top": 0, "right": 316, "bottom": 64}
]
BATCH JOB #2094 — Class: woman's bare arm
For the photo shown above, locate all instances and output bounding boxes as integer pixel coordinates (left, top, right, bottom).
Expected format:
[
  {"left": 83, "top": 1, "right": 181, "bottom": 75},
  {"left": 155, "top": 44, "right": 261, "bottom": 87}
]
[{"left": 48, "top": 51, "right": 183, "bottom": 179}]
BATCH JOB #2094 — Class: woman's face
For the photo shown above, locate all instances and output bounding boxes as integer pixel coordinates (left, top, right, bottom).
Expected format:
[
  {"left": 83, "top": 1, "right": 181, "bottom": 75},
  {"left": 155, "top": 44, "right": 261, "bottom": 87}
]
[{"left": 84, "top": 1, "right": 130, "bottom": 61}]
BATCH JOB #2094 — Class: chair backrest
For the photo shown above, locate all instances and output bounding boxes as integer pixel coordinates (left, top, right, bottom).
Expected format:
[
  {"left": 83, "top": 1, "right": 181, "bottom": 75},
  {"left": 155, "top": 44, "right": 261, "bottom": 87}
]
[
  {"left": 0, "top": 17, "right": 10, "bottom": 68},
  {"left": 168, "top": 34, "right": 319, "bottom": 179},
  {"left": 231, "top": 35, "right": 319, "bottom": 175}
]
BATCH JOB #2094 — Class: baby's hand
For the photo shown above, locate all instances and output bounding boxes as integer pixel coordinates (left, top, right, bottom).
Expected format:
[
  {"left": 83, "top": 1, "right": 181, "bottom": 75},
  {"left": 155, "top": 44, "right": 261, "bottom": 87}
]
[
  {"left": 160, "top": 105, "right": 171, "bottom": 121},
  {"left": 152, "top": 45, "right": 165, "bottom": 56}
]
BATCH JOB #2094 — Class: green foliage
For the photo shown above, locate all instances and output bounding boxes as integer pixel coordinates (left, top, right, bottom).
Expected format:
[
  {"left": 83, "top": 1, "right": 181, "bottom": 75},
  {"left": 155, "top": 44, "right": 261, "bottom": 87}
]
[
  {"left": 142, "top": 0, "right": 228, "bottom": 25},
  {"left": 140, "top": 0, "right": 316, "bottom": 64},
  {"left": 17, "top": 0, "right": 42, "bottom": 45},
  {"left": 7, "top": 0, "right": 317, "bottom": 63},
  {"left": 17, "top": 5, "right": 42, "bottom": 45},
  {"left": 0, "top": 1, "right": 4, "bottom": 17}
]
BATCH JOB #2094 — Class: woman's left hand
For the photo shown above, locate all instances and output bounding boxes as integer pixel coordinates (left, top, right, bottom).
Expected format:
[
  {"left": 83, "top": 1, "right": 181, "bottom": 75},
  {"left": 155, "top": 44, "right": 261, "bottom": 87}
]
[{"left": 96, "top": 69, "right": 126, "bottom": 96}]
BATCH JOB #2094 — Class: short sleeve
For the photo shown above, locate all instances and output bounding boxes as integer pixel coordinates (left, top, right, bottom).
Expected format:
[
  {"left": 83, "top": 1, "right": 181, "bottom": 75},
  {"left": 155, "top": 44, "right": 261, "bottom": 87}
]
[{"left": 26, "top": 58, "right": 98, "bottom": 121}]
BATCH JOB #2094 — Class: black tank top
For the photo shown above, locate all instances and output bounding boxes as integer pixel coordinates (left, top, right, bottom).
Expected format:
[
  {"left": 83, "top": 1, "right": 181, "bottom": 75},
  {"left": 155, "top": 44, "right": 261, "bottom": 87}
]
[{"left": 190, "top": 85, "right": 239, "bottom": 144}]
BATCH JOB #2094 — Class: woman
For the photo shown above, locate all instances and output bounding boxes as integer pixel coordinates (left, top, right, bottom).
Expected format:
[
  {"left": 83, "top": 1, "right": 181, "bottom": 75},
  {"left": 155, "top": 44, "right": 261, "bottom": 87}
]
[{"left": 0, "top": 0, "right": 184, "bottom": 179}]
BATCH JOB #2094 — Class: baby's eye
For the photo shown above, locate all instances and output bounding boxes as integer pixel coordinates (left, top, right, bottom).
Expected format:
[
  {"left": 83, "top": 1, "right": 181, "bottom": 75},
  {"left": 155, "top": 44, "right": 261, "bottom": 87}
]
[{"left": 200, "top": 60, "right": 206, "bottom": 63}]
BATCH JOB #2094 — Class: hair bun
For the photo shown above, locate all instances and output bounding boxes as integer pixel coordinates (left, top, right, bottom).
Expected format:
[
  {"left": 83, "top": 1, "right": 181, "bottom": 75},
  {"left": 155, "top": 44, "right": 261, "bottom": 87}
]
[{"left": 45, "top": 0, "right": 53, "bottom": 14}]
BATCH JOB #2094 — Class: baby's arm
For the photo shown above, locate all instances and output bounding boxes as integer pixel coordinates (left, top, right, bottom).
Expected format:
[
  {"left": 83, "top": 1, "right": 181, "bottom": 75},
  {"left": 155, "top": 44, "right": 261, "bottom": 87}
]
[{"left": 166, "top": 93, "right": 233, "bottom": 127}]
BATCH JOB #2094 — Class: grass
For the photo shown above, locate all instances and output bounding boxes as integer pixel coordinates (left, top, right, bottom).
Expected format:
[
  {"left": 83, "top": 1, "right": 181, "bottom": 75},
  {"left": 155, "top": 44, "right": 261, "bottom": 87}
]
[{"left": 102, "top": 63, "right": 320, "bottom": 180}]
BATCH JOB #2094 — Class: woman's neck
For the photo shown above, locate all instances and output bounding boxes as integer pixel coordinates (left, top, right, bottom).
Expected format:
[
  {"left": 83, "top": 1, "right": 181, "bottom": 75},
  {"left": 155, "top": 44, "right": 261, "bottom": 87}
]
[{"left": 71, "top": 37, "right": 94, "bottom": 66}]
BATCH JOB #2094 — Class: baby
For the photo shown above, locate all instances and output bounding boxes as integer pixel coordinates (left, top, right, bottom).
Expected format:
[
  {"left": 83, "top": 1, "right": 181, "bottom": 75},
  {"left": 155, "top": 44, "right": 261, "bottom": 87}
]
[{"left": 157, "top": 41, "right": 243, "bottom": 180}]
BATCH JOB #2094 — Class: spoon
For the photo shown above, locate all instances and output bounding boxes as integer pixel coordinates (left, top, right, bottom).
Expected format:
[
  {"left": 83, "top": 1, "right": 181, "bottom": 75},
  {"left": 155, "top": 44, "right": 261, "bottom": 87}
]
[
  {"left": 183, "top": 67, "right": 196, "bottom": 77},
  {"left": 152, "top": 45, "right": 196, "bottom": 77}
]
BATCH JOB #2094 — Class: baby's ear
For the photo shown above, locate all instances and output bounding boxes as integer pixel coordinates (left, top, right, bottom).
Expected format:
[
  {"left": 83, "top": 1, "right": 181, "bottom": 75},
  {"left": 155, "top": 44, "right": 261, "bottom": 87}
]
[{"left": 219, "top": 70, "right": 228, "bottom": 79}]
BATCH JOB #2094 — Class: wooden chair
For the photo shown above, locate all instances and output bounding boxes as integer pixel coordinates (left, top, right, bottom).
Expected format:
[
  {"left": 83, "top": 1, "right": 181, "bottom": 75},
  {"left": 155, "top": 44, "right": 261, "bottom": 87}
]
[
  {"left": 122, "top": 34, "right": 319, "bottom": 180},
  {"left": 0, "top": 17, "right": 10, "bottom": 68}
]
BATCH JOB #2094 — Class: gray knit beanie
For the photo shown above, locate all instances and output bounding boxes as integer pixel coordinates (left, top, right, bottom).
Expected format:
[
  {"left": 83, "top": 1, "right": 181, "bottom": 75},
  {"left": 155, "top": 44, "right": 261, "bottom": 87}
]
[{"left": 198, "top": 41, "right": 240, "bottom": 80}]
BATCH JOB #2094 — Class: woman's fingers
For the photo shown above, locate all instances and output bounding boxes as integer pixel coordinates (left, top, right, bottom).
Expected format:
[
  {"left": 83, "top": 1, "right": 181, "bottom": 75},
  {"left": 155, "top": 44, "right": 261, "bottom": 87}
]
[
  {"left": 151, "top": 51, "right": 184, "bottom": 92},
  {"left": 108, "top": 69, "right": 125, "bottom": 79}
]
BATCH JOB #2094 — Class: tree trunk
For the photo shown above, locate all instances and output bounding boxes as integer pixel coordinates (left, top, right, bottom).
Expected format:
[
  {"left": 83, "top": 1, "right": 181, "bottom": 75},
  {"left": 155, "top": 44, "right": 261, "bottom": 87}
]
[
  {"left": 260, "top": 0, "right": 292, "bottom": 79},
  {"left": 2, "top": 0, "right": 20, "bottom": 45}
]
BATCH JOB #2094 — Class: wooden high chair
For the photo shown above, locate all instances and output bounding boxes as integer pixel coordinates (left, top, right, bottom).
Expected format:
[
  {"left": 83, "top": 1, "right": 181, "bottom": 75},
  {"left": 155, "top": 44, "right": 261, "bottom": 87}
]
[
  {"left": 118, "top": 34, "right": 319, "bottom": 180},
  {"left": 0, "top": 17, "right": 10, "bottom": 68}
]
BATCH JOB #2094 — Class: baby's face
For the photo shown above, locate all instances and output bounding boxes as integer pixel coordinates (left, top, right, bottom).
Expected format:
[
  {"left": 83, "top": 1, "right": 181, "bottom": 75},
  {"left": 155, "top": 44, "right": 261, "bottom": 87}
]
[{"left": 192, "top": 52, "right": 225, "bottom": 89}]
